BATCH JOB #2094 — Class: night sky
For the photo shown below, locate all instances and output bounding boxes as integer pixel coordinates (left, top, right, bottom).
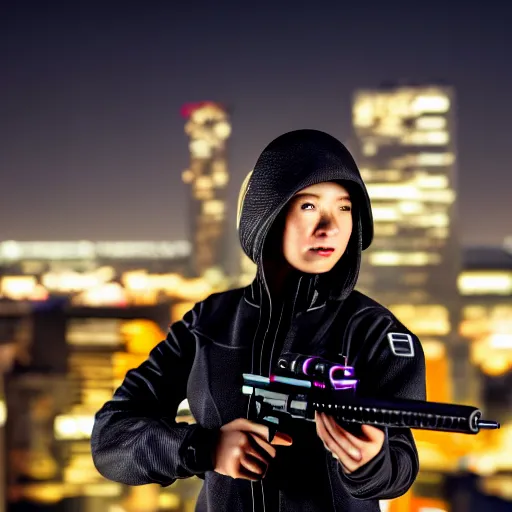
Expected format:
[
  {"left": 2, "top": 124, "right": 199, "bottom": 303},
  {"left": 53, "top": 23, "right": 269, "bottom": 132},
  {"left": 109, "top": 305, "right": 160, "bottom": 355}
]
[{"left": 2, "top": 1, "right": 511, "bottom": 249}]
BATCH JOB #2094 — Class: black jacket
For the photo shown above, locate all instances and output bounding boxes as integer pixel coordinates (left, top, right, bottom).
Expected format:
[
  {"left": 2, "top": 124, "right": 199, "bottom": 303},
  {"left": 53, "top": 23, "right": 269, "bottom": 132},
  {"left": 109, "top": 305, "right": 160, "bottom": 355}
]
[{"left": 91, "top": 130, "right": 427, "bottom": 511}]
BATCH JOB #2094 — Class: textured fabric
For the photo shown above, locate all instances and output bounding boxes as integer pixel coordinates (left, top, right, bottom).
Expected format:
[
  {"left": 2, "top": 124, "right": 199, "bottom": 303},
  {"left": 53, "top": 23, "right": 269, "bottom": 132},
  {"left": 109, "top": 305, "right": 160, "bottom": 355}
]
[
  {"left": 91, "top": 130, "right": 427, "bottom": 511},
  {"left": 239, "top": 129, "right": 374, "bottom": 260},
  {"left": 239, "top": 129, "right": 374, "bottom": 302}
]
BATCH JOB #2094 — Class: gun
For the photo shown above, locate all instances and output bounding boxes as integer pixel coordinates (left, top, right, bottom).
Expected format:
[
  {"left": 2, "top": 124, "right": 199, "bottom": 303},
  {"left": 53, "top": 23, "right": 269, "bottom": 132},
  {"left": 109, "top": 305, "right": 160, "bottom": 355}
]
[{"left": 242, "top": 353, "right": 500, "bottom": 436}]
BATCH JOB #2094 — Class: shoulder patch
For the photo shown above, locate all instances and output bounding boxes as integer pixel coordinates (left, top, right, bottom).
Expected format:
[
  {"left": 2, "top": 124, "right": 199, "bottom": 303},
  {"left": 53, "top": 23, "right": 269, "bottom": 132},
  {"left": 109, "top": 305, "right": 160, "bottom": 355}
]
[{"left": 387, "top": 332, "right": 415, "bottom": 357}]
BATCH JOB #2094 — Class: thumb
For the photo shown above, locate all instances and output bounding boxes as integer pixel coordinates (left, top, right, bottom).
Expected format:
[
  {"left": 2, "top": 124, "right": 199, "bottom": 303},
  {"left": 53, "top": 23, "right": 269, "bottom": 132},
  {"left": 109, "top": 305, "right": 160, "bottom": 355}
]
[{"left": 271, "top": 431, "right": 293, "bottom": 446}]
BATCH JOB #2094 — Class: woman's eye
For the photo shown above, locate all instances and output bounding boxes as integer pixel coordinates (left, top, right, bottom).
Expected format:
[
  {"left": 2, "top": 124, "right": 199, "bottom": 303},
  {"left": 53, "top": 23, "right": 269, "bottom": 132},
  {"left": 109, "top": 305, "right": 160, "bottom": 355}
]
[
  {"left": 301, "top": 203, "right": 315, "bottom": 210},
  {"left": 340, "top": 205, "right": 352, "bottom": 212}
]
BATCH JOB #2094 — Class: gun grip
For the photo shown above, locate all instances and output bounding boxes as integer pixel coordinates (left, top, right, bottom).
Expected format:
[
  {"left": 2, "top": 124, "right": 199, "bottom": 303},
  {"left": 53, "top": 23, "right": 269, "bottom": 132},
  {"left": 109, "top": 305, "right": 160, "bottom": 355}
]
[{"left": 254, "top": 399, "right": 280, "bottom": 442}]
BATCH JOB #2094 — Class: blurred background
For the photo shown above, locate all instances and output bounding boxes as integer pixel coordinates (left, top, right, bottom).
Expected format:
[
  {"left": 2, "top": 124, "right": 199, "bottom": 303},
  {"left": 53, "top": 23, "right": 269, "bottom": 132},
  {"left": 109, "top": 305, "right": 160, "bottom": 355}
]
[{"left": 1, "top": 1, "right": 511, "bottom": 511}]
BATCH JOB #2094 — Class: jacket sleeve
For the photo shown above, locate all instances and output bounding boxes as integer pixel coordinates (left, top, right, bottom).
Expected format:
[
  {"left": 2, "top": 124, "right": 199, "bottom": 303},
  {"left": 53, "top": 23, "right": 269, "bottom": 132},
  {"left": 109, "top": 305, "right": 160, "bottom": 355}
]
[
  {"left": 90, "top": 302, "right": 219, "bottom": 487},
  {"left": 337, "top": 315, "right": 427, "bottom": 500}
]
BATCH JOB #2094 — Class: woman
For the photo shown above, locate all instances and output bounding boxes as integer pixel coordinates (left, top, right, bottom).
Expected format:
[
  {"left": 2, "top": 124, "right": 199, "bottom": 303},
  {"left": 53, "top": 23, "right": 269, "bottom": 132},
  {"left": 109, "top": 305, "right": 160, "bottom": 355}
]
[{"left": 91, "top": 129, "right": 426, "bottom": 511}]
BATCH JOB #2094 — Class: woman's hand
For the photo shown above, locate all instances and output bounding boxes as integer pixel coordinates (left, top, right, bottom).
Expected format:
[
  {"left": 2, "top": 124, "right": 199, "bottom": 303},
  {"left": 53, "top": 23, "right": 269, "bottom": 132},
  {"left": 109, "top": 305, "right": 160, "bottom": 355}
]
[
  {"left": 213, "top": 418, "right": 293, "bottom": 481},
  {"left": 315, "top": 412, "right": 385, "bottom": 474}
]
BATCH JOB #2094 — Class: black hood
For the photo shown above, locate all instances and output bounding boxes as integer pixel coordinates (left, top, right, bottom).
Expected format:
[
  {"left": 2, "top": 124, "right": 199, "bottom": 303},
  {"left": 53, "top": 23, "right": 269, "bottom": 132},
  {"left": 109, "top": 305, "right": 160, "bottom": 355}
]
[{"left": 238, "top": 129, "right": 373, "bottom": 302}]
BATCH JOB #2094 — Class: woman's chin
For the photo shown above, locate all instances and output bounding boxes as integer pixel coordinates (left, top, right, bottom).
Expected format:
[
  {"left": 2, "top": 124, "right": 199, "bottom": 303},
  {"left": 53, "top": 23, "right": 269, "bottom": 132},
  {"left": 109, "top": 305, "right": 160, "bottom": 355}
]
[{"left": 291, "top": 261, "right": 337, "bottom": 274}]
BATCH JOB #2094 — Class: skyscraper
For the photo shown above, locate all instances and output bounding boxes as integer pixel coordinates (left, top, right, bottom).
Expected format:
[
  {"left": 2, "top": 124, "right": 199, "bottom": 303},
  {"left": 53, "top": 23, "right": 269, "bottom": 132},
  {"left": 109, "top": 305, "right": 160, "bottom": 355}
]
[
  {"left": 351, "top": 83, "right": 486, "bottom": 509},
  {"left": 351, "top": 84, "right": 471, "bottom": 404},
  {"left": 181, "top": 102, "right": 231, "bottom": 278}
]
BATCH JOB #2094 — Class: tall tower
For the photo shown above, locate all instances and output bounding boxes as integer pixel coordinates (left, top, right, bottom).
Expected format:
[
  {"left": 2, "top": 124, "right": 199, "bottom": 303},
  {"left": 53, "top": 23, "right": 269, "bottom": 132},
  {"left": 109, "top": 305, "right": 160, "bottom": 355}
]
[
  {"left": 181, "top": 102, "right": 231, "bottom": 278},
  {"left": 351, "top": 85, "right": 472, "bottom": 404}
]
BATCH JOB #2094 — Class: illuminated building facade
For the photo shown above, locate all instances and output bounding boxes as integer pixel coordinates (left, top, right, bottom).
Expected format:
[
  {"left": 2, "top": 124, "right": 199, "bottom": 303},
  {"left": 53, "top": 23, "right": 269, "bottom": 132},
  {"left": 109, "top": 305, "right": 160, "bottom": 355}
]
[
  {"left": 456, "top": 245, "right": 512, "bottom": 502},
  {"left": 352, "top": 84, "right": 512, "bottom": 509},
  {"left": 53, "top": 303, "right": 173, "bottom": 510},
  {"left": 352, "top": 85, "right": 468, "bottom": 511},
  {"left": 0, "top": 299, "right": 204, "bottom": 511},
  {"left": 181, "top": 102, "right": 231, "bottom": 278},
  {"left": 351, "top": 84, "right": 472, "bottom": 401},
  {"left": 459, "top": 246, "right": 512, "bottom": 413},
  {"left": 0, "top": 240, "right": 191, "bottom": 277}
]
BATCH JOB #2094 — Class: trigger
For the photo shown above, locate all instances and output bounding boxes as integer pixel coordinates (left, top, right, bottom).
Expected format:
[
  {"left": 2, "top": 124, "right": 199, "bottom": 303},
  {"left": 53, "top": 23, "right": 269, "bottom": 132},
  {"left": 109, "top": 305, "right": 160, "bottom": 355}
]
[{"left": 262, "top": 416, "right": 279, "bottom": 442}]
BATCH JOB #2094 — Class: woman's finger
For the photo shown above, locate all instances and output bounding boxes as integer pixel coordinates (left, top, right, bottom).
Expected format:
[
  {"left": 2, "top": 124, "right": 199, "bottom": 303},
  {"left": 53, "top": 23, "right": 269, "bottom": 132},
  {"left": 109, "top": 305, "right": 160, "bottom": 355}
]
[
  {"left": 240, "top": 452, "right": 267, "bottom": 476},
  {"left": 320, "top": 413, "right": 362, "bottom": 462}
]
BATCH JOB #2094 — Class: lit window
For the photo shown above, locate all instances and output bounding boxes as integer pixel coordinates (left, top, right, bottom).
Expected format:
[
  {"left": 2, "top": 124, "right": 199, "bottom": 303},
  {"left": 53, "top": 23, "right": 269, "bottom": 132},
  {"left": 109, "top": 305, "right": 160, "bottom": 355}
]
[
  {"left": 189, "top": 139, "right": 212, "bottom": 158},
  {"left": 372, "top": 207, "right": 399, "bottom": 221},
  {"left": 367, "top": 183, "right": 419, "bottom": 200},
  {"left": 353, "top": 98, "right": 375, "bottom": 127},
  {"left": 195, "top": 188, "right": 214, "bottom": 200},
  {"left": 416, "top": 152, "right": 455, "bottom": 166},
  {"left": 370, "top": 251, "right": 441, "bottom": 266},
  {"left": 416, "top": 174, "right": 449, "bottom": 189},
  {"left": 404, "top": 131, "right": 449, "bottom": 145},
  {"left": 374, "top": 224, "right": 398, "bottom": 236},
  {"left": 0, "top": 275, "right": 41, "bottom": 300},
  {"left": 458, "top": 272, "right": 512, "bottom": 295},
  {"left": 54, "top": 414, "right": 95, "bottom": 440},
  {"left": 390, "top": 304, "right": 450, "bottom": 335},
  {"left": 214, "top": 121, "right": 232, "bottom": 139},
  {"left": 419, "top": 189, "right": 455, "bottom": 203},
  {"left": 416, "top": 116, "right": 447, "bottom": 130},
  {"left": 0, "top": 241, "right": 22, "bottom": 260},
  {"left": 398, "top": 201, "right": 423, "bottom": 214},
  {"left": 362, "top": 142, "right": 377, "bottom": 156},
  {"left": 212, "top": 168, "right": 229, "bottom": 187},
  {"left": 202, "top": 200, "right": 225, "bottom": 216},
  {"left": 411, "top": 94, "right": 450, "bottom": 114},
  {"left": 409, "top": 214, "right": 449, "bottom": 228},
  {"left": 196, "top": 176, "right": 213, "bottom": 190}
]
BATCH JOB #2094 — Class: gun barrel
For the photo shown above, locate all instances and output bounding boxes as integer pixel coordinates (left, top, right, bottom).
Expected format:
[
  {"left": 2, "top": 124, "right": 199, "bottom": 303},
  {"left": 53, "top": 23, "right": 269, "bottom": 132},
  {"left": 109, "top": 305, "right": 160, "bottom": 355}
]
[
  {"left": 313, "top": 397, "right": 486, "bottom": 434},
  {"left": 242, "top": 375, "right": 500, "bottom": 435},
  {"left": 476, "top": 419, "right": 500, "bottom": 430}
]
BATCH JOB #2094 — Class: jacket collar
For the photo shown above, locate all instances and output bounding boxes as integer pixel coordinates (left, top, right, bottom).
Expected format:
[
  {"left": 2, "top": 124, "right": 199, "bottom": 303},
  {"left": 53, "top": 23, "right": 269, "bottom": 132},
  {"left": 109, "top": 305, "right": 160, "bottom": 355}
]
[{"left": 243, "top": 271, "right": 329, "bottom": 312}]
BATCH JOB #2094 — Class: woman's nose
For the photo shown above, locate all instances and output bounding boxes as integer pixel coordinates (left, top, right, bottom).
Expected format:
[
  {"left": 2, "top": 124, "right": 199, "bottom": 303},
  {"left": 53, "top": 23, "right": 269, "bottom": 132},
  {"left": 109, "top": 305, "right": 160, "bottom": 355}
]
[{"left": 315, "top": 216, "right": 339, "bottom": 236}]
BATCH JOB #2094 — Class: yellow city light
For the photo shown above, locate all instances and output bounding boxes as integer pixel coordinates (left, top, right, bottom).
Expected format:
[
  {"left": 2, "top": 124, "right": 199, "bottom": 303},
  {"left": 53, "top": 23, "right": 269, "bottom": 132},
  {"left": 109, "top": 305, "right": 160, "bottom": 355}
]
[
  {"left": 416, "top": 116, "right": 447, "bottom": 130},
  {"left": 121, "top": 319, "right": 165, "bottom": 355},
  {"left": 415, "top": 174, "right": 449, "bottom": 189},
  {"left": 74, "top": 282, "right": 127, "bottom": 307},
  {"left": 404, "top": 131, "right": 449, "bottom": 145},
  {"left": 54, "top": 414, "right": 95, "bottom": 440},
  {"left": 398, "top": 201, "right": 423, "bottom": 214},
  {"left": 458, "top": 272, "right": 512, "bottom": 295},
  {"left": 390, "top": 305, "right": 450, "bottom": 336},
  {"left": 0, "top": 275, "right": 37, "bottom": 299},
  {"left": 370, "top": 251, "right": 441, "bottom": 266},
  {"left": 0, "top": 399, "right": 6, "bottom": 427},
  {"left": 202, "top": 199, "right": 225, "bottom": 216},
  {"left": 416, "top": 152, "right": 455, "bottom": 166},
  {"left": 371, "top": 207, "right": 399, "bottom": 221},
  {"left": 411, "top": 94, "right": 450, "bottom": 114}
]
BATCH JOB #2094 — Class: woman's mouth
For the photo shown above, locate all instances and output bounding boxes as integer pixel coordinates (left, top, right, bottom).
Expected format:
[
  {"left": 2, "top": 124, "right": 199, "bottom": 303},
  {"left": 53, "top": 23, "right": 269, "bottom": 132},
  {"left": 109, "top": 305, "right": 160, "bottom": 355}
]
[{"left": 310, "top": 247, "right": 335, "bottom": 257}]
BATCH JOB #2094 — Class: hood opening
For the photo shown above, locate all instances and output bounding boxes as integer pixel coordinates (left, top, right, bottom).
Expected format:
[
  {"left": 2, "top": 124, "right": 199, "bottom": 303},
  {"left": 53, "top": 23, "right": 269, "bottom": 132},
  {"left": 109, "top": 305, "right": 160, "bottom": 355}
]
[{"left": 238, "top": 129, "right": 373, "bottom": 304}]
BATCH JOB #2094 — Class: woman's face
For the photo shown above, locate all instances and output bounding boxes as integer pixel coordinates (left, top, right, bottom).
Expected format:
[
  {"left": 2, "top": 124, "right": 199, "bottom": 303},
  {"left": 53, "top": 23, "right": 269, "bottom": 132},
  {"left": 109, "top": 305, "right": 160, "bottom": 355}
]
[{"left": 282, "top": 181, "right": 353, "bottom": 274}]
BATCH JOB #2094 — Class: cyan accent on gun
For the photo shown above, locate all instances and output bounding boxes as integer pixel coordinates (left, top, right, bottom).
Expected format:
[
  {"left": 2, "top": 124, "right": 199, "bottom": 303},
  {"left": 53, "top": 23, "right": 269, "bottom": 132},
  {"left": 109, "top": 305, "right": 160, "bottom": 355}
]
[{"left": 242, "top": 353, "right": 500, "bottom": 436}]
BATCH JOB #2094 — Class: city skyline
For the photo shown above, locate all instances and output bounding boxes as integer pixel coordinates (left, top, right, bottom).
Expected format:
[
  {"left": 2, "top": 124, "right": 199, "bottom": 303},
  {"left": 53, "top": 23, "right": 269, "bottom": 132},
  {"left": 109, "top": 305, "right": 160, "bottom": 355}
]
[{"left": 2, "top": 2, "right": 511, "bottom": 247}]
